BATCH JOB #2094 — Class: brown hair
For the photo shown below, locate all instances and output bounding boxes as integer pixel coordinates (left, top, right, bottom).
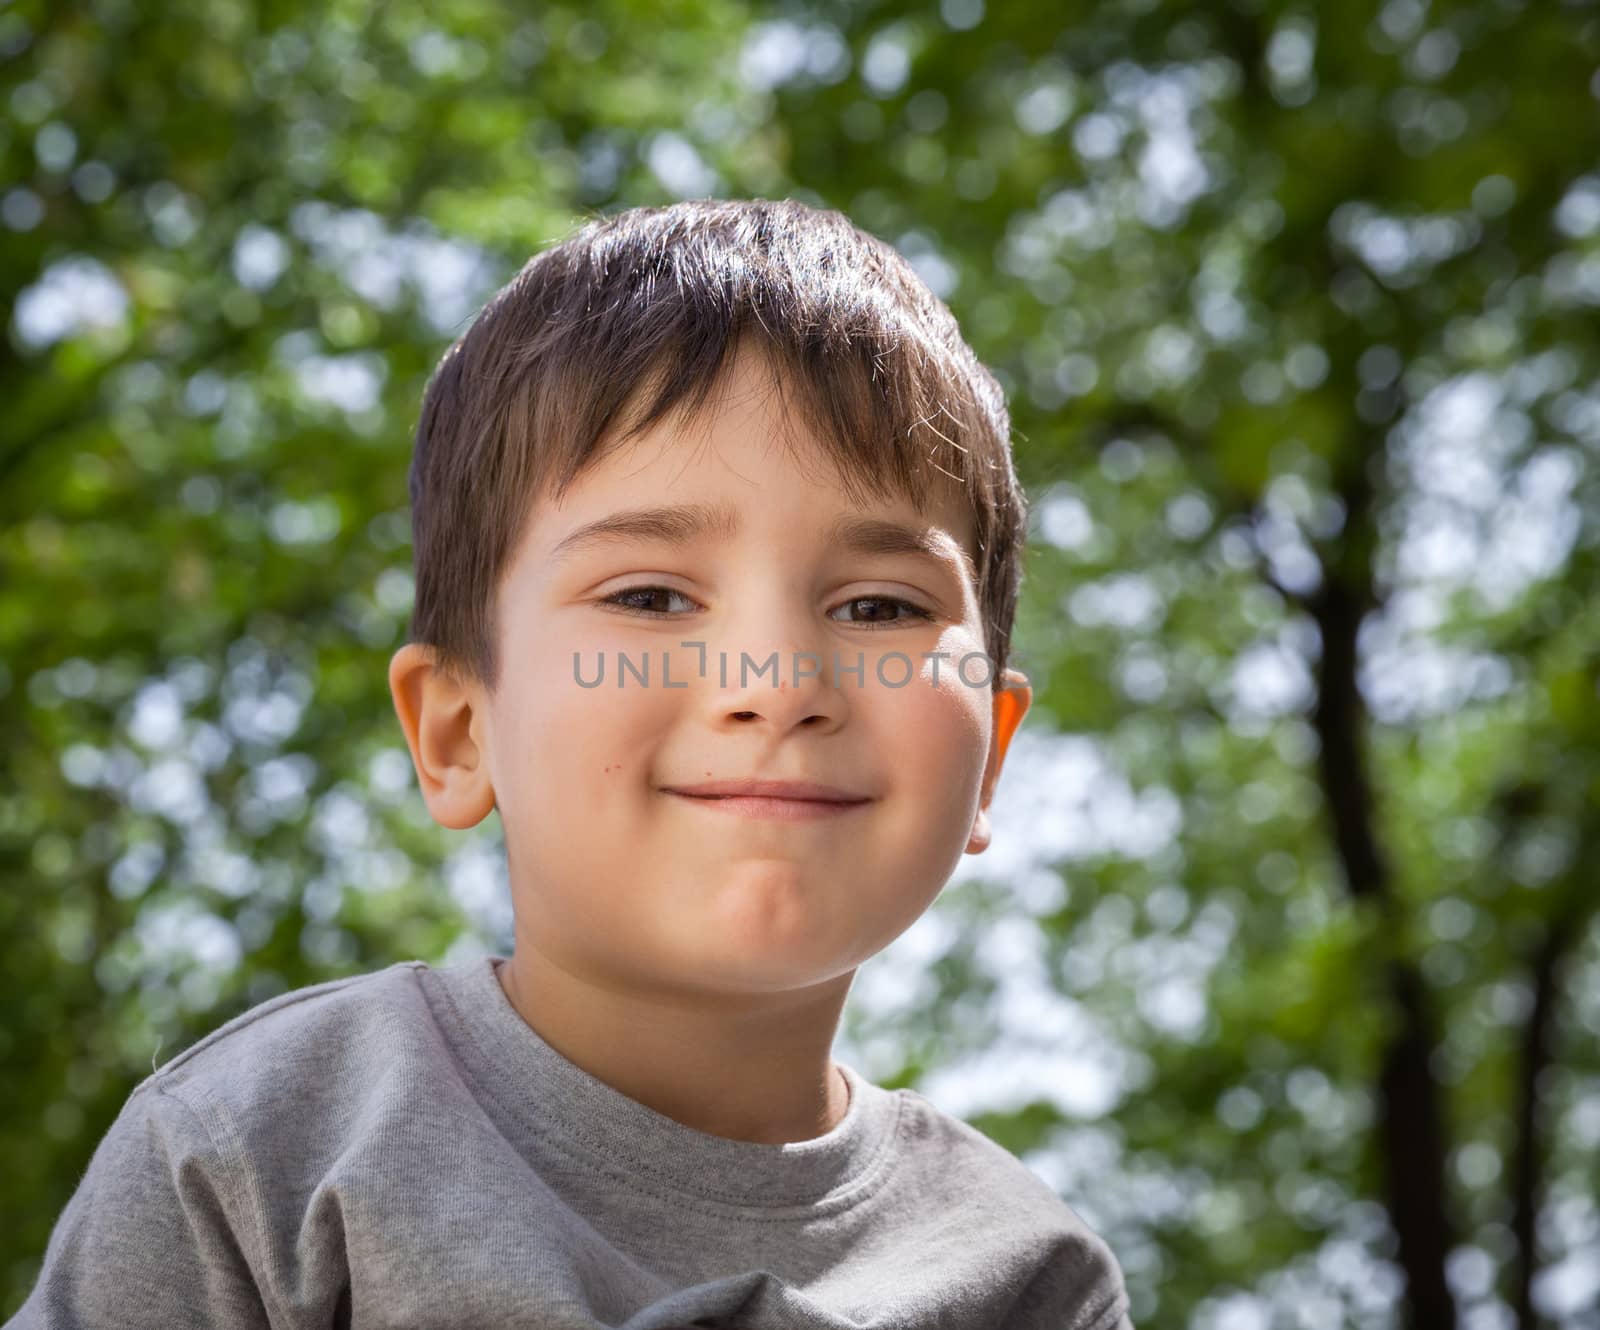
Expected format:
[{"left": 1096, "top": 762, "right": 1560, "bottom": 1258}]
[{"left": 405, "top": 197, "right": 1027, "bottom": 694}]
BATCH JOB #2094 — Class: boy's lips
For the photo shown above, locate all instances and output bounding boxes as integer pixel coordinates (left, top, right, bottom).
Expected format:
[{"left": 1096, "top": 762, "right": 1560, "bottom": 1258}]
[
  {"left": 661, "top": 778, "right": 876, "bottom": 820},
  {"left": 661, "top": 777, "right": 872, "bottom": 803}
]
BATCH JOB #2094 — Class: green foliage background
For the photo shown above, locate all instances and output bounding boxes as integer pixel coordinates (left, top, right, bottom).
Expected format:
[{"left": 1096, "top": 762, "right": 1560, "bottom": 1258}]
[{"left": 3, "top": 1, "right": 1599, "bottom": 1326}]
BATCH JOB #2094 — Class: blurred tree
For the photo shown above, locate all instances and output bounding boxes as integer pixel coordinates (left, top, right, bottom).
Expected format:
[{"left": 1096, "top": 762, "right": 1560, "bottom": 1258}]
[{"left": 3, "top": 1, "right": 1599, "bottom": 1328}]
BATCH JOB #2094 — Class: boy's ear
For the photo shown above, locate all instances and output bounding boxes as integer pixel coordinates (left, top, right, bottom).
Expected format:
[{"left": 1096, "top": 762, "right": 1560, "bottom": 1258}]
[
  {"left": 964, "top": 667, "right": 1032, "bottom": 856},
  {"left": 387, "top": 644, "right": 498, "bottom": 829}
]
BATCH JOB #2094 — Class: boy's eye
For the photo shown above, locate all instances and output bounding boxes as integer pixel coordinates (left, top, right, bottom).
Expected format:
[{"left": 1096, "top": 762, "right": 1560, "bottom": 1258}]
[
  {"left": 597, "top": 586, "right": 935, "bottom": 628},
  {"left": 831, "top": 596, "right": 935, "bottom": 627},
  {"left": 601, "top": 586, "right": 697, "bottom": 616}
]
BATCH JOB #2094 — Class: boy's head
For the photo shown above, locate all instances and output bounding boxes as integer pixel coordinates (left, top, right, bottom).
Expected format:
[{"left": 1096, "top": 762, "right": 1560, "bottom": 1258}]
[{"left": 388, "top": 198, "right": 1032, "bottom": 1006}]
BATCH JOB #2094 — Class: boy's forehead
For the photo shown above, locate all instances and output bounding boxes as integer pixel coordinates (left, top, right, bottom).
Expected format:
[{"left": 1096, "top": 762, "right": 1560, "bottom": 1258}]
[
  {"left": 526, "top": 392, "right": 980, "bottom": 582},
  {"left": 539, "top": 493, "right": 979, "bottom": 592}
]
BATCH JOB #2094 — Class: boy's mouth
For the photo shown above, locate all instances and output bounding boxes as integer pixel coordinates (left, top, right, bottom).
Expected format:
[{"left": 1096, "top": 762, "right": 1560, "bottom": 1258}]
[{"left": 661, "top": 777, "right": 873, "bottom": 820}]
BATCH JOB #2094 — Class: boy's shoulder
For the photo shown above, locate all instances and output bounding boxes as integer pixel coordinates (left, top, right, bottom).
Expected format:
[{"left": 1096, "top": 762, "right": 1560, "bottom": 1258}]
[
  {"left": 890, "top": 1083, "right": 1104, "bottom": 1219},
  {"left": 886, "top": 1085, "right": 1128, "bottom": 1311},
  {"left": 135, "top": 959, "right": 437, "bottom": 1109}
]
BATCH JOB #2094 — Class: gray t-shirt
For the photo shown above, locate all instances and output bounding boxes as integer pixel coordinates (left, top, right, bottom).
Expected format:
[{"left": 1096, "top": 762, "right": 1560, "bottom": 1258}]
[{"left": 10, "top": 955, "right": 1134, "bottom": 1329}]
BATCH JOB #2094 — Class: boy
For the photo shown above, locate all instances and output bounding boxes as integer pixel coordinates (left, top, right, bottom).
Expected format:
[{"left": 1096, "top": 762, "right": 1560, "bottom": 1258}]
[{"left": 10, "top": 199, "right": 1134, "bottom": 1329}]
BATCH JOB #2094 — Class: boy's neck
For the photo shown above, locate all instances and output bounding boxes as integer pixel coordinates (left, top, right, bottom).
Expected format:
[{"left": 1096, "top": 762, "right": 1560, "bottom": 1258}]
[{"left": 493, "top": 951, "right": 854, "bottom": 1146}]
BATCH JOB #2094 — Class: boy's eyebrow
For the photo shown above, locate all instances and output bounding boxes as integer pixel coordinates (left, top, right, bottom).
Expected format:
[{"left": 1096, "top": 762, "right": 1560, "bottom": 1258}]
[
  {"left": 547, "top": 501, "right": 742, "bottom": 563},
  {"left": 830, "top": 514, "right": 978, "bottom": 591},
  {"left": 547, "top": 501, "right": 977, "bottom": 588}
]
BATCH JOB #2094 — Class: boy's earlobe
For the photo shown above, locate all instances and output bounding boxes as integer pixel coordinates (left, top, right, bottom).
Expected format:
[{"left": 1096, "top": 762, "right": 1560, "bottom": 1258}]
[
  {"left": 387, "top": 644, "right": 498, "bottom": 830},
  {"left": 964, "top": 668, "right": 1032, "bottom": 856}
]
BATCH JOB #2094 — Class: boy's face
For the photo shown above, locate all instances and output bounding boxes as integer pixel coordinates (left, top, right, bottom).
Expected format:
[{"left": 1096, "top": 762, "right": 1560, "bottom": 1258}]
[{"left": 395, "top": 345, "right": 1030, "bottom": 1002}]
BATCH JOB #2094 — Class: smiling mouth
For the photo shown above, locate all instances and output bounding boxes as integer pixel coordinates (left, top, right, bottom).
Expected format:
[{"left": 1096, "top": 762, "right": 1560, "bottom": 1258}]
[{"left": 665, "top": 791, "right": 871, "bottom": 821}]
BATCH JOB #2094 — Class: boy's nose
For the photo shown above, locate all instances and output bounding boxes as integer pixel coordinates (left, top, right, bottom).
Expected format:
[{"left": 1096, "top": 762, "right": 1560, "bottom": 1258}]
[{"left": 715, "top": 647, "right": 848, "bottom": 734}]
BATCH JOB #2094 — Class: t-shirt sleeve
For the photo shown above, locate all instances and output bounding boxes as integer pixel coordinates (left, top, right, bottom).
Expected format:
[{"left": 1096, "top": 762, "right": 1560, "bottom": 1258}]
[{"left": 8, "top": 1079, "right": 272, "bottom": 1330}]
